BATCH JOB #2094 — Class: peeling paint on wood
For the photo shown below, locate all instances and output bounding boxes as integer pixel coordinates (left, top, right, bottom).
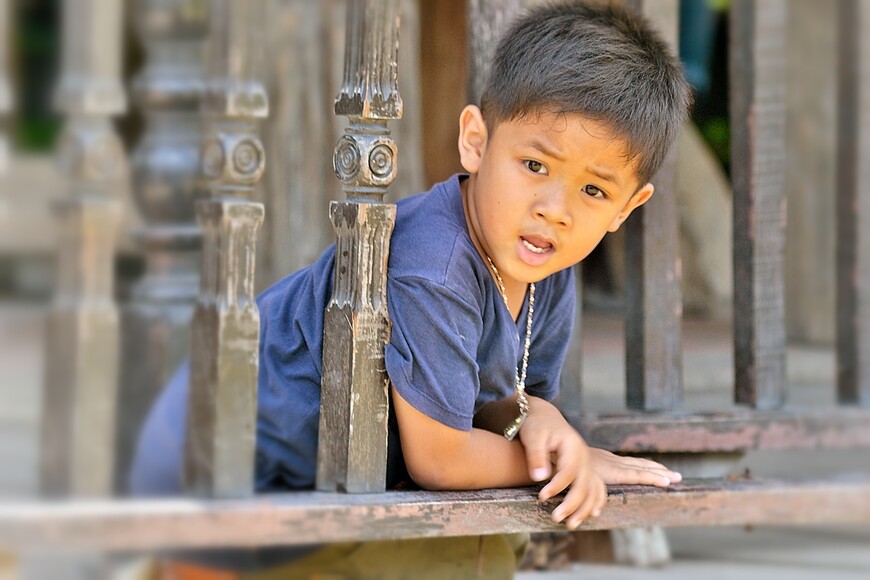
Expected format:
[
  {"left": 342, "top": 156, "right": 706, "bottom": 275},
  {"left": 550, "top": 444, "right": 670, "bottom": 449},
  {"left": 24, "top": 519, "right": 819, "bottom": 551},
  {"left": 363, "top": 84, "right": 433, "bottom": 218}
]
[
  {"left": 574, "top": 408, "right": 870, "bottom": 452},
  {"left": 3, "top": 477, "right": 870, "bottom": 551}
]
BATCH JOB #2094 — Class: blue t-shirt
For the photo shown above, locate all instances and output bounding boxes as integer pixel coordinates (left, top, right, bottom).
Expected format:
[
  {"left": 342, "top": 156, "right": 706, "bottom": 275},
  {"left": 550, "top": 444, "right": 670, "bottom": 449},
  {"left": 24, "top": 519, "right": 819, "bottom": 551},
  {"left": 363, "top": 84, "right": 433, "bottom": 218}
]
[{"left": 130, "top": 174, "right": 575, "bottom": 495}]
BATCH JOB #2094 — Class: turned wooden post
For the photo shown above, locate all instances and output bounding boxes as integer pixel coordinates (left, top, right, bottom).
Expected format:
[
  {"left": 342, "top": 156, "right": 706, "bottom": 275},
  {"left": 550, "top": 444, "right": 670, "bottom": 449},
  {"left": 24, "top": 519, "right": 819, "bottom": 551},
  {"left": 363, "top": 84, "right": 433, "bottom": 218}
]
[
  {"left": 837, "top": 0, "right": 870, "bottom": 407},
  {"left": 184, "top": 0, "right": 267, "bottom": 498},
  {"left": 117, "top": 0, "right": 209, "bottom": 493},
  {"left": 730, "top": 0, "right": 787, "bottom": 409},
  {"left": 40, "top": 0, "right": 127, "bottom": 497},
  {"left": 317, "top": 0, "right": 402, "bottom": 494},
  {"left": 623, "top": 0, "right": 683, "bottom": 412}
]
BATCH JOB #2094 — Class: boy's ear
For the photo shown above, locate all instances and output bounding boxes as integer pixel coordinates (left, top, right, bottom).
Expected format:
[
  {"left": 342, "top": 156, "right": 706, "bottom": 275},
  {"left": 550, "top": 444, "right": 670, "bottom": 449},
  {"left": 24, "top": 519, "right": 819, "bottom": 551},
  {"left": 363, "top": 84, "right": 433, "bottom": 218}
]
[
  {"left": 608, "top": 182, "right": 654, "bottom": 232},
  {"left": 458, "top": 104, "right": 488, "bottom": 174}
]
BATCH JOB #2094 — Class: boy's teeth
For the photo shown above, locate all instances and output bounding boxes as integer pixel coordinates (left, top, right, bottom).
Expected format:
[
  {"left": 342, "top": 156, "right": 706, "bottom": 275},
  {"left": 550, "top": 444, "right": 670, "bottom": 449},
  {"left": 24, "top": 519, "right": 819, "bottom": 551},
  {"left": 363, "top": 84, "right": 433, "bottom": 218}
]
[{"left": 522, "top": 239, "right": 547, "bottom": 254}]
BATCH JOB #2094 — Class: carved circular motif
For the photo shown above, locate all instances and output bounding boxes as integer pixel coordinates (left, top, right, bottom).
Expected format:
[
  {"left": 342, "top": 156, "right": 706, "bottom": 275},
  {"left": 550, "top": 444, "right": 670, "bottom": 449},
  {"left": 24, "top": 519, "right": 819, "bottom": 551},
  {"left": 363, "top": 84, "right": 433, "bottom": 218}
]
[
  {"left": 334, "top": 136, "right": 361, "bottom": 181},
  {"left": 368, "top": 143, "right": 394, "bottom": 178},
  {"left": 202, "top": 140, "right": 224, "bottom": 179},
  {"left": 232, "top": 139, "right": 263, "bottom": 176}
]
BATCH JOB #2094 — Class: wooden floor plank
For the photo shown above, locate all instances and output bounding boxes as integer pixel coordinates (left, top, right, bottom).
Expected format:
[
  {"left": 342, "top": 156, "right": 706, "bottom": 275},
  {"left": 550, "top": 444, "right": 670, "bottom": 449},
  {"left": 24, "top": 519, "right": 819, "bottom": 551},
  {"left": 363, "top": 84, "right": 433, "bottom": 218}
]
[{"left": 2, "top": 476, "right": 869, "bottom": 552}]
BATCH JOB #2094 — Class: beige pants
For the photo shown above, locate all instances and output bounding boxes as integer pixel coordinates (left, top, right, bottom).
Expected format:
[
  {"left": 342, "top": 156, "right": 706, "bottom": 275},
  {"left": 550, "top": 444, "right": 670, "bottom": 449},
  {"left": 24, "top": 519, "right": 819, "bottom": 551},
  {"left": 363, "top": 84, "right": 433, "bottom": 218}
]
[{"left": 159, "top": 534, "right": 529, "bottom": 580}]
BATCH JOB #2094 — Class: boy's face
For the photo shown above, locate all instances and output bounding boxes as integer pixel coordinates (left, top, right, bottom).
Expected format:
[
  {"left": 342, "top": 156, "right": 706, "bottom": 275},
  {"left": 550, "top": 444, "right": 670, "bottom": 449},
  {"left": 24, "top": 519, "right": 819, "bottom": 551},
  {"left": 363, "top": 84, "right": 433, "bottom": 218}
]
[{"left": 458, "top": 105, "right": 653, "bottom": 295}]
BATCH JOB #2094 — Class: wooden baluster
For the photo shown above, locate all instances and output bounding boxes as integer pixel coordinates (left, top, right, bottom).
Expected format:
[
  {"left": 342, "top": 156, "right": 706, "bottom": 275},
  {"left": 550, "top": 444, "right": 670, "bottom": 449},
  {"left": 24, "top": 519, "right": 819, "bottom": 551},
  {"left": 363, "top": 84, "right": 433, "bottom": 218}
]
[
  {"left": 317, "top": 0, "right": 402, "bottom": 494},
  {"left": 837, "top": 0, "right": 870, "bottom": 407},
  {"left": 116, "top": 0, "right": 208, "bottom": 493},
  {"left": 184, "top": 0, "right": 267, "bottom": 498},
  {"left": 623, "top": 0, "right": 683, "bottom": 411},
  {"left": 40, "top": 0, "right": 127, "bottom": 497},
  {"left": 730, "top": 0, "right": 788, "bottom": 410},
  {"left": 466, "top": 0, "right": 521, "bottom": 106}
]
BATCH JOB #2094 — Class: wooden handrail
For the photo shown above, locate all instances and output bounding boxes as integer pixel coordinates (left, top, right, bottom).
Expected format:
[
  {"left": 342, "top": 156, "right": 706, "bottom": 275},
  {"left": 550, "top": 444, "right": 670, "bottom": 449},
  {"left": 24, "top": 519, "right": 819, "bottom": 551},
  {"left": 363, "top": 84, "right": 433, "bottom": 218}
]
[{"left": 3, "top": 476, "right": 870, "bottom": 552}]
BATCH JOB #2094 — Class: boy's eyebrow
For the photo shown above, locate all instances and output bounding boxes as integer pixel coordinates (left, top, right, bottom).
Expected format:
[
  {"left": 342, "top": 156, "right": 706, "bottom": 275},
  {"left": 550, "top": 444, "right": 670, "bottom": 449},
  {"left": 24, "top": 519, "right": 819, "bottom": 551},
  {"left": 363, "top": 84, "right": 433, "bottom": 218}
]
[
  {"left": 588, "top": 166, "right": 621, "bottom": 188},
  {"left": 521, "top": 138, "right": 566, "bottom": 161}
]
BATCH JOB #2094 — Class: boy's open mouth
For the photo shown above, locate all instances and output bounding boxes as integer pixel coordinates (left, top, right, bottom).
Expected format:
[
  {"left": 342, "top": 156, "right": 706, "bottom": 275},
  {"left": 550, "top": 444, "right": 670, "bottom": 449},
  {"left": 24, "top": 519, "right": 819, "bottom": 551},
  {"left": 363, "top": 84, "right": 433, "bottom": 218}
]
[{"left": 521, "top": 236, "right": 553, "bottom": 255}]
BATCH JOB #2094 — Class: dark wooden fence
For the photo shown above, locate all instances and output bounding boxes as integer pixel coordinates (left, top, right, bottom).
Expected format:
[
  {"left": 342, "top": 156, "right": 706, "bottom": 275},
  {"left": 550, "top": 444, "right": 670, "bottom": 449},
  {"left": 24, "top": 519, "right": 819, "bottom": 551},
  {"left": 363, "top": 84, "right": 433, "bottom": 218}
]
[{"left": 1, "top": 0, "right": 870, "bottom": 558}]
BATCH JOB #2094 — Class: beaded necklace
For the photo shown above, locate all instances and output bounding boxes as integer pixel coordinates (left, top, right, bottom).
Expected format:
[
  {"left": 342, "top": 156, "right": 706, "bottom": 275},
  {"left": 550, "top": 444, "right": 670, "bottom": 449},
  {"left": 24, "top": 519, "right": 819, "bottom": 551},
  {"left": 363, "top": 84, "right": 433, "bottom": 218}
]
[{"left": 485, "top": 255, "right": 534, "bottom": 441}]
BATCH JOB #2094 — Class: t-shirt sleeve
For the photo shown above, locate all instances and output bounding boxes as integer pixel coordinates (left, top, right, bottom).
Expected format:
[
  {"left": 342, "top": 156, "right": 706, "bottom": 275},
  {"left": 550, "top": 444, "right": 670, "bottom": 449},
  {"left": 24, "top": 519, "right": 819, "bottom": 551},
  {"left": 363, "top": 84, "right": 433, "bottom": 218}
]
[
  {"left": 524, "top": 268, "right": 576, "bottom": 401},
  {"left": 384, "top": 276, "right": 483, "bottom": 431}
]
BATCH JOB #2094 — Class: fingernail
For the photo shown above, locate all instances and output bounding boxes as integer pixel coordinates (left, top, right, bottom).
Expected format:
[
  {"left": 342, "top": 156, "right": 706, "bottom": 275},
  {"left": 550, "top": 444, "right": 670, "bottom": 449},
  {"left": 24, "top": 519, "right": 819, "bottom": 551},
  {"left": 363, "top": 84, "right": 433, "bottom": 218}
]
[
  {"left": 661, "top": 476, "right": 672, "bottom": 486},
  {"left": 592, "top": 509, "right": 602, "bottom": 518},
  {"left": 531, "top": 467, "right": 549, "bottom": 481},
  {"left": 672, "top": 472, "right": 683, "bottom": 482},
  {"left": 551, "top": 508, "right": 564, "bottom": 522}
]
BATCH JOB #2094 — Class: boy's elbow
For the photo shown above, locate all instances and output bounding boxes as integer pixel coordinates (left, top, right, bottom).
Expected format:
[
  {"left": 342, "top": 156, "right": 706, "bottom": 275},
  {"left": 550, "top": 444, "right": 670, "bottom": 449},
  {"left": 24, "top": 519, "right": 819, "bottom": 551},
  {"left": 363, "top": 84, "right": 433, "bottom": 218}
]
[
  {"left": 404, "top": 450, "right": 469, "bottom": 491},
  {"left": 405, "top": 458, "right": 457, "bottom": 490}
]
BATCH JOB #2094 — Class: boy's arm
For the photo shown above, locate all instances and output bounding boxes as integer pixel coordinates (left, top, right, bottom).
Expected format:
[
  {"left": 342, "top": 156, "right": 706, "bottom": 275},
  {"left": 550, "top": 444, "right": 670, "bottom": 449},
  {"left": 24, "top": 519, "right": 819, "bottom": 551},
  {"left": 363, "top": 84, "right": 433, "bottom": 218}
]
[{"left": 392, "top": 387, "right": 534, "bottom": 490}]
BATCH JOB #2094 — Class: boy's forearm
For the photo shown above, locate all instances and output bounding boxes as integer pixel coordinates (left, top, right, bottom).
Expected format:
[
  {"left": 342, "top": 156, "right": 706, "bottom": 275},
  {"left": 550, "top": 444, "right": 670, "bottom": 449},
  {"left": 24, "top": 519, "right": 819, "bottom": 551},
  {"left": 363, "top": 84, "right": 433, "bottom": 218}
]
[
  {"left": 392, "top": 387, "right": 536, "bottom": 490},
  {"left": 417, "top": 426, "right": 535, "bottom": 490}
]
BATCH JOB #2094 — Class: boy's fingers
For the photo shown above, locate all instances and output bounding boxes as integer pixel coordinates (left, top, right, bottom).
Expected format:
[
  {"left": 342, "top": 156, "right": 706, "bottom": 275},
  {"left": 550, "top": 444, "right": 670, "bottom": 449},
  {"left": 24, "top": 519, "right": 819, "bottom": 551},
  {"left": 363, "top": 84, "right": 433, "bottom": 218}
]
[
  {"left": 611, "top": 467, "right": 673, "bottom": 487},
  {"left": 563, "top": 478, "right": 606, "bottom": 529},
  {"left": 538, "top": 447, "right": 581, "bottom": 500},
  {"left": 523, "top": 441, "right": 552, "bottom": 482}
]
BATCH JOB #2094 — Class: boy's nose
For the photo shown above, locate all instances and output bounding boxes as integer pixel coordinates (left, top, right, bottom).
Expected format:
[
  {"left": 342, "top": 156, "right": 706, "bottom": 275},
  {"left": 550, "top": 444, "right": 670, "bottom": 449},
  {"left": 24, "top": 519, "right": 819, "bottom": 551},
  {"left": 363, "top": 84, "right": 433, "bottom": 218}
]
[{"left": 533, "top": 188, "right": 572, "bottom": 228}]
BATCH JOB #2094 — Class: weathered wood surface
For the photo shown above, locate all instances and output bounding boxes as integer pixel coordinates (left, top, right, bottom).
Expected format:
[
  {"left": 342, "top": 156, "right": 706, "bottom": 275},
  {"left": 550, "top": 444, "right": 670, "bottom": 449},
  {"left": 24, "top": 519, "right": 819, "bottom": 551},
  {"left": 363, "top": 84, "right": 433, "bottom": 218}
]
[
  {"left": 729, "top": 0, "right": 788, "bottom": 409},
  {"left": 3, "top": 477, "right": 870, "bottom": 552},
  {"left": 118, "top": 0, "right": 208, "bottom": 494},
  {"left": 622, "top": 0, "right": 683, "bottom": 412},
  {"left": 466, "top": 0, "right": 522, "bottom": 106},
  {"left": 575, "top": 408, "right": 870, "bottom": 453},
  {"left": 185, "top": 0, "right": 267, "bottom": 498},
  {"left": 837, "top": 0, "right": 870, "bottom": 407},
  {"left": 40, "top": 0, "right": 127, "bottom": 498},
  {"left": 317, "top": 0, "right": 401, "bottom": 494}
]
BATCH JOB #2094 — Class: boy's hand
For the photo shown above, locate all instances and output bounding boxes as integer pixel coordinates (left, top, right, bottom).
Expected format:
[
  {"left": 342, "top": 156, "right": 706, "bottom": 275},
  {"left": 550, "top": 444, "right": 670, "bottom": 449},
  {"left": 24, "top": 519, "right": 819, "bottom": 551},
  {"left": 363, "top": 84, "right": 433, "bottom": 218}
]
[
  {"left": 588, "top": 448, "right": 682, "bottom": 488},
  {"left": 518, "top": 398, "right": 682, "bottom": 530},
  {"left": 519, "top": 398, "right": 606, "bottom": 530}
]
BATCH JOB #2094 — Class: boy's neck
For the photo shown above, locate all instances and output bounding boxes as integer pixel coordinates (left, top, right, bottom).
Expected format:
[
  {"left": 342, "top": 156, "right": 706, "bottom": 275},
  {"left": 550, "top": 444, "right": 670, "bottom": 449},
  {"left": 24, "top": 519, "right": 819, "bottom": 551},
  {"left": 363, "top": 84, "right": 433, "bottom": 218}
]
[{"left": 459, "top": 176, "right": 528, "bottom": 321}]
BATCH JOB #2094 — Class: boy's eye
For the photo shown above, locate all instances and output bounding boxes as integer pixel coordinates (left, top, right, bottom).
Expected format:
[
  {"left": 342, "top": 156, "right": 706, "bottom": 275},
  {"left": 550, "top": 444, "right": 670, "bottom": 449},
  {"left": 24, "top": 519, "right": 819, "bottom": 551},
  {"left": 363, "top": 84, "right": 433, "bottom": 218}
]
[
  {"left": 524, "top": 160, "right": 548, "bottom": 175},
  {"left": 583, "top": 184, "right": 606, "bottom": 199}
]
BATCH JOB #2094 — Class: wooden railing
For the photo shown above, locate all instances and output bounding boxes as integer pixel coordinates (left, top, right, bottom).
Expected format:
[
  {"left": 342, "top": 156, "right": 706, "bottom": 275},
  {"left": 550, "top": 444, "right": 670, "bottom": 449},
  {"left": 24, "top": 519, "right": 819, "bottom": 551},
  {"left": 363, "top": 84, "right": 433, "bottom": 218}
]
[{"left": 1, "top": 0, "right": 869, "bottom": 561}]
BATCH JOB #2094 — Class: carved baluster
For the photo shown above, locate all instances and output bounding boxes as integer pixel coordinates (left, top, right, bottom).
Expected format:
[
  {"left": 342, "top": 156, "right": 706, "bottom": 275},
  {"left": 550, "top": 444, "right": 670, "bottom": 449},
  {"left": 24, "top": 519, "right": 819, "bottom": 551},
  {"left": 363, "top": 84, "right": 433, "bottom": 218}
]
[
  {"left": 317, "top": 0, "right": 402, "bottom": 494},
  {"left": 40, "top": 0, "right": 126, "bottom": 497},
  {"left": 730, "top": 0, "right": 788, "bottom": 409},
  {"left": 623, "top": 0, "right": 683, "bottom": 411},
  {"left": 837, "top": 0, "right": 870, "bottom": 407},
  {"left": 116, "top": 0, "right": 208, "bottom": 493},
  {"left": 184, "top": 0, "right": 267, "bottom": 497}
]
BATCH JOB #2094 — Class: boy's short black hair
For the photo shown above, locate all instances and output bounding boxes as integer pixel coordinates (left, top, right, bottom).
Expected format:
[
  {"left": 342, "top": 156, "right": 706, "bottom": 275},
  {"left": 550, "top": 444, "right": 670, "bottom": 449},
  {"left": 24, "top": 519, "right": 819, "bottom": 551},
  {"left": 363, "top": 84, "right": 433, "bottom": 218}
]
[{"left": 480, "top": 1, "right": 692, "bottom": 186}]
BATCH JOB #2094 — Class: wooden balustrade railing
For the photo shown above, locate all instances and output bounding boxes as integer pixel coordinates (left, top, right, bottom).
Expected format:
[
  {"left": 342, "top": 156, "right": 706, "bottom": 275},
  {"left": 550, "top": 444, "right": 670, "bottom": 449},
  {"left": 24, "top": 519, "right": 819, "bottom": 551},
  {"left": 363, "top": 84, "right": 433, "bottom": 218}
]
[{"left": 2, "top": 0, "right": 870, "bottom": 559}]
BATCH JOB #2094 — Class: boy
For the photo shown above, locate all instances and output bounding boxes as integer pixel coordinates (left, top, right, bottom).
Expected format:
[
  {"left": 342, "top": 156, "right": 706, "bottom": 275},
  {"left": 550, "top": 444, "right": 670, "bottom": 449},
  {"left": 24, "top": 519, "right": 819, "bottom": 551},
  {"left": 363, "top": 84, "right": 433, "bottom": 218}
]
[{"left": 132, "top": 1, "right": 691, "bottom": 576}]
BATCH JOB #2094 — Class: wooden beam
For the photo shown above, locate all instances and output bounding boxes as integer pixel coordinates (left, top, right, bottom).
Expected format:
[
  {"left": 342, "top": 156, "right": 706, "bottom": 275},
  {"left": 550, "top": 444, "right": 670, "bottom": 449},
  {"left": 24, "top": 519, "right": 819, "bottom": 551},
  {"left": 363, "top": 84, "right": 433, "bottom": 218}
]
[
  {"left": 622, "top": 0, "right": 684, "bottom": 412},
  {"left": 836, "top": 0, "right": 870, "bottom": 407},
  {"left": 574, "top": 408, "right": 870, "bottom": 453},
  {"left": 2, "top": 477, "right": 869, "bottom": 552},
  {"left": 729, "top": 0, "right": 788, "bottom": 409}
]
